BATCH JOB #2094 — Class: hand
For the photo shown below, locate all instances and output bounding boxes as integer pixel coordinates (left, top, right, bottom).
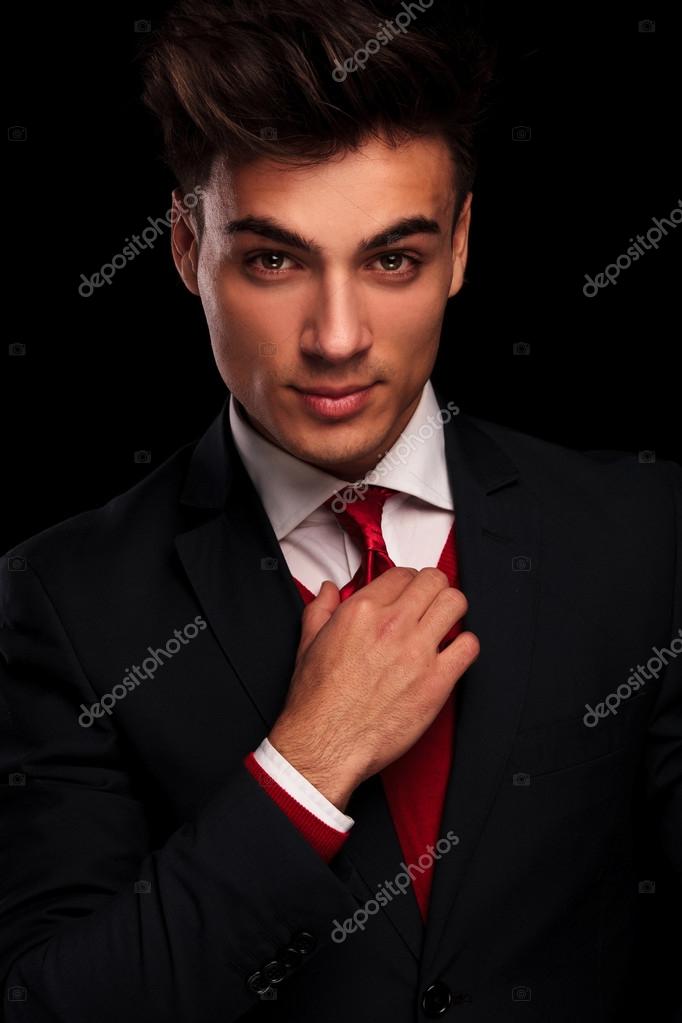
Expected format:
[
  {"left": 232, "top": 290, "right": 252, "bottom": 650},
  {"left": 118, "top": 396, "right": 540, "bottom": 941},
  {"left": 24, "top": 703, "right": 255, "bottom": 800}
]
[{"left": 268, "top": 567, "right": 479, "bottom": 811}]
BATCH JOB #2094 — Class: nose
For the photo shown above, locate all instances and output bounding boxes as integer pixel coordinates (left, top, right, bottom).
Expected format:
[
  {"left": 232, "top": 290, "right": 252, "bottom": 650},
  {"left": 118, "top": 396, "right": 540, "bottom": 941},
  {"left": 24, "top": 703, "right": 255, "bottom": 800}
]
[{"left": 300, "top": 274, "right": 372, "bottom": 362}]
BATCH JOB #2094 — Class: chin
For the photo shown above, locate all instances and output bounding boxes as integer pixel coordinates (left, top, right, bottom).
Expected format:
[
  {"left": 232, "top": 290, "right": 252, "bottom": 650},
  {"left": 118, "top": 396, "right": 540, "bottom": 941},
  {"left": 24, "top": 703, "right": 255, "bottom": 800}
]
[{"left": 304, "top": 443, "right": 378, "bottom": 476}]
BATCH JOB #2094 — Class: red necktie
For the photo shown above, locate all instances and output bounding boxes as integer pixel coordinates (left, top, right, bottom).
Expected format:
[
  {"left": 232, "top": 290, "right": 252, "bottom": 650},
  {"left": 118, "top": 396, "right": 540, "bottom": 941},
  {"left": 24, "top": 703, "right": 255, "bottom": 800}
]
[
  {"left": 324, "top": 485, "right": 398, "bottom": 598},
  {"left": 324, "top": 484, "right": 458, "bottom": 922}
]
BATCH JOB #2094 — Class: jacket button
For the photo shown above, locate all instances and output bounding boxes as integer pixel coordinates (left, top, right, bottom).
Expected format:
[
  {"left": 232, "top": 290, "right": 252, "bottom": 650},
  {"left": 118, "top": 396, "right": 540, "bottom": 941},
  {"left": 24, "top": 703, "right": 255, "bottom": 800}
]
[
  {"left": 289, "top": 930, "right": 316, "bottom": 956},
  {"left": 262, "top": 959, "right": 287, "bottom": 985},
  {"left": 246, "top": 970, "right": 270, "bottom": 995},
  {"left": 280, "top": 946, "right": 303, "bottom": 971},
  {"left": 422, "top": 981, "right": 453, "bottom": 1017}
]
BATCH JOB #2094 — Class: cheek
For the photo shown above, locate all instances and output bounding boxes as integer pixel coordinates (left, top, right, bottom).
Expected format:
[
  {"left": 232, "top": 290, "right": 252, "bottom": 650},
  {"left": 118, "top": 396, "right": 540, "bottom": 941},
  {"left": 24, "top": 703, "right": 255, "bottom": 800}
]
[
  {"left": 213, "top": 269, "right": 304, "bottom": 347},
  {"left": 369, "top": 287, "right": 443, "bottom": 357},
  {"left": 197, "top": 267, "right": 268, "bottom": 355}
]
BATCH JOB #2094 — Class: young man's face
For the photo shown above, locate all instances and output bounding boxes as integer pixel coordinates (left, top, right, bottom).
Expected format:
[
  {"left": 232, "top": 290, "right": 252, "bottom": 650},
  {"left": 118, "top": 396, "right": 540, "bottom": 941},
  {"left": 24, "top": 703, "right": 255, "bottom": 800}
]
[{"left": 172, "top": 134, "right": 471, "bottom": 480}]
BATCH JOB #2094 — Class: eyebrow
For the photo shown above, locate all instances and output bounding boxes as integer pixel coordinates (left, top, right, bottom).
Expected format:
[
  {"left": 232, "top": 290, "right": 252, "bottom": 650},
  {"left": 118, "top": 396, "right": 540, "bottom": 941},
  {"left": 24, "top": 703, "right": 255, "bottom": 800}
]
[{"left": 223, "top": 215, "right": 441, "bottom": 254}]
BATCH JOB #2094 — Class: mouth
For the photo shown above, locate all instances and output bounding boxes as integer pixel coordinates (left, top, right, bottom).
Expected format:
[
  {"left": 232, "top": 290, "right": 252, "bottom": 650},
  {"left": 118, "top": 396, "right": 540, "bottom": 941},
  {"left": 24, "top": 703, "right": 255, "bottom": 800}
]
[{"left": 292, "top": 382, "right": 379, "bottom": 421}]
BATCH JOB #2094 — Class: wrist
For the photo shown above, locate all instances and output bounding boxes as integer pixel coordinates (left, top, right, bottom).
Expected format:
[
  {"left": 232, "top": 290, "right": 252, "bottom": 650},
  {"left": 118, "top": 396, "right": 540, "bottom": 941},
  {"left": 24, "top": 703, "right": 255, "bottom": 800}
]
[{"left": 267, "top": 724, "right": 358, "bottom": 813}]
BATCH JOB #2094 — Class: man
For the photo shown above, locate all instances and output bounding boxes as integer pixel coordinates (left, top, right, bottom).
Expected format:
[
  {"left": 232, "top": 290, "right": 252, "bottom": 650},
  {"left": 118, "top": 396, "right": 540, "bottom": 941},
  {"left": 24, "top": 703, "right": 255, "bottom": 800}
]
[{"left": 1, "top": 1, "right": 680, "bottom": 1020}]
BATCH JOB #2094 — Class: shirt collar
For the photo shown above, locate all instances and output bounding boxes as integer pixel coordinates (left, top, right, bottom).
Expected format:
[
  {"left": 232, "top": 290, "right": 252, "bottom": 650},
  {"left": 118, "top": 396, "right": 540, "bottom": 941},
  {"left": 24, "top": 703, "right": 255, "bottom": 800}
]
[{"left": 229, "top": 379, "right": 454, "bottom": 540}]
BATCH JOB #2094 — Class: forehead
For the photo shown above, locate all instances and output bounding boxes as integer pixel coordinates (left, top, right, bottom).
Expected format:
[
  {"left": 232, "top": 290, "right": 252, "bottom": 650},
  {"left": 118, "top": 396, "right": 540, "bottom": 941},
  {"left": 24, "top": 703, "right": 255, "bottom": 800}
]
[{"left": 201, "top": 134, "right": 456, "bottom": 241}]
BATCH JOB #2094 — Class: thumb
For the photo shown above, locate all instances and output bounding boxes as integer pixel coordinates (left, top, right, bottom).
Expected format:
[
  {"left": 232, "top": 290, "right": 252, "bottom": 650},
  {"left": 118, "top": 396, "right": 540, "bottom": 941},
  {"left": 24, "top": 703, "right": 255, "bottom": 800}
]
[{"left": 297, "top": 580, "right": 340, "bottom": 662}]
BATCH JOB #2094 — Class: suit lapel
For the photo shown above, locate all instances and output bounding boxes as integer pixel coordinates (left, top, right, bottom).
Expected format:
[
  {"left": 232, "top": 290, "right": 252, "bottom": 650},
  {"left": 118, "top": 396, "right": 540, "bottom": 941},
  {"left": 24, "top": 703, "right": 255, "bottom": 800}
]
[
  {"left": 420, "top": 390, "right": 542, "bottom": 970},
  {"left": 174, "top": 401, "right": 423, "bottom": 960},
  {"left": 175, "top": 404, "right": 302, "bottom": 728}
]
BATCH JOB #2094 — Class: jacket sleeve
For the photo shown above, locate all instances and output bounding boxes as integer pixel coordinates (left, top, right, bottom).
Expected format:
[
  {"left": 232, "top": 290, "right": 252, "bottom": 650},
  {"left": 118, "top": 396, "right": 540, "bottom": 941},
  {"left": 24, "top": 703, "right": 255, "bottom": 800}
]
[
  {"left": 0, "top": 554, "right": 359, "bottom": 1022},
  {"left": 643, "top": 460, "right": 682, "bottom": 876}
]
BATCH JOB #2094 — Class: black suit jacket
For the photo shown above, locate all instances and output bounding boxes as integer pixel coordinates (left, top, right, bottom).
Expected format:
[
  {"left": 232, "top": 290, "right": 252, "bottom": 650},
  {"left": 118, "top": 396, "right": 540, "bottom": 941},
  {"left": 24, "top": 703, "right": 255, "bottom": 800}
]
[{"left": 1, "top": 387, "right": 681, "bottom": 1022}]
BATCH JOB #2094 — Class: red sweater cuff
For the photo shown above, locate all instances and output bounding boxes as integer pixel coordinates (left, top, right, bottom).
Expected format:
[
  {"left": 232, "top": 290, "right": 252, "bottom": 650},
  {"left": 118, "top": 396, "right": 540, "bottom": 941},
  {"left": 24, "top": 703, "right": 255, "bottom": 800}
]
[{"left": 243, "top": 752, "right": 350, "bottom": 862}]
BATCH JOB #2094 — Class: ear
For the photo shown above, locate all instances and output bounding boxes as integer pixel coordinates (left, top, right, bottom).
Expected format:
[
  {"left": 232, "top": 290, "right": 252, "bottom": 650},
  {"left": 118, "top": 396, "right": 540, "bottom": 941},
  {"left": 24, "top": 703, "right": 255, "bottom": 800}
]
[
  {"left": 171, "top": 188, "right": 200, "bottom": 296},
  {"left": 447, "top": 191, "right": 473, "bottom": 299}
]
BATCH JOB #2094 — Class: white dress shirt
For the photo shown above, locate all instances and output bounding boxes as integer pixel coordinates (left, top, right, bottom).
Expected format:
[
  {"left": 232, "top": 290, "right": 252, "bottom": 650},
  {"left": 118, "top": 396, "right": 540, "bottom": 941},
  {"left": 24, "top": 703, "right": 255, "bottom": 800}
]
[{"left": 230, "top": 380, "right": 456, "bottom": 831}]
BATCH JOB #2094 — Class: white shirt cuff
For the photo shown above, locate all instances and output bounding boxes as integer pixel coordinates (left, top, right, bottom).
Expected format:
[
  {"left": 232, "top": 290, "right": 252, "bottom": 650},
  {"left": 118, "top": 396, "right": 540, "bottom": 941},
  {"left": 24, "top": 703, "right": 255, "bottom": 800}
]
[{"left": 254, "top": 737, "right": 354, "bottom": 832}]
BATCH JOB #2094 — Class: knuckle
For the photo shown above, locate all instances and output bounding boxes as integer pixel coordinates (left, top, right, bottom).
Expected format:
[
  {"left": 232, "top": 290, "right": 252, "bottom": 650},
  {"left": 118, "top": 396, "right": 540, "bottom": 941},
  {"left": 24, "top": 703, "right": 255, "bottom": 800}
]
[
  {"left": 439, "top": 585, "right": 466, "bottom": 605},
  {"left": 420, "top": 567, "right": 449, "bottom": 586},
  {"left": 439, "top": 587, "right": 468, "bottom": 614},
  {"left": 350, "top": 594, "right": 374, "bottom": 616},
  {"left": 391, "top": 566, "right": 417, "bottom": 579}
]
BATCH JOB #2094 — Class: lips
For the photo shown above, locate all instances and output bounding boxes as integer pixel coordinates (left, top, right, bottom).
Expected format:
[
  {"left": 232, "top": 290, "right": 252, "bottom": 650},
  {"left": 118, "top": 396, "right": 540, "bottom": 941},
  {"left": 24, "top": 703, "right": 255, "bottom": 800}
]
[
  {"left": 293, "top": 382, "right": 378, "bottom": 421},
  {"left": 295, "top": 384, "right": 375, "bottom": 398}
]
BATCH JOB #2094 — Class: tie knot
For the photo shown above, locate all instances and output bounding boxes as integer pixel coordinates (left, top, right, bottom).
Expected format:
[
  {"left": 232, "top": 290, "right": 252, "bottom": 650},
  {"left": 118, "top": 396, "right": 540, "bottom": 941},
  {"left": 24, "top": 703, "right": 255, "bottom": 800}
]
[{"left": 325, "top": 484, "right": 396, "bottom": 552}]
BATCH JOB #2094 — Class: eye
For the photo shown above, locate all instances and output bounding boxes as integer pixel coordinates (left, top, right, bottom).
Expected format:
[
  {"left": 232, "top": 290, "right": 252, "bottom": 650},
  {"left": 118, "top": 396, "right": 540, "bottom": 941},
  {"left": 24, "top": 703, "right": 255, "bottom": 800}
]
[
  {"left": 368, "top": 252, "right": 421, "bottom": 277},
  {"left": 243, "top": 249, "right": 422, "bottom": 279},
  {"left": 245, "top": 251, "right": 300, "bottom": 276}
]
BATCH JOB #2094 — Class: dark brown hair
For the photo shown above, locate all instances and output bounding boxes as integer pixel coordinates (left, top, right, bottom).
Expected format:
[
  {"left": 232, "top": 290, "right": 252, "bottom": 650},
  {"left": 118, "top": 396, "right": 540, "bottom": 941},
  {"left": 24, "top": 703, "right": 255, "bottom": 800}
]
[{"left": 141, "top": 0, "right": 497, "bottom": 228}]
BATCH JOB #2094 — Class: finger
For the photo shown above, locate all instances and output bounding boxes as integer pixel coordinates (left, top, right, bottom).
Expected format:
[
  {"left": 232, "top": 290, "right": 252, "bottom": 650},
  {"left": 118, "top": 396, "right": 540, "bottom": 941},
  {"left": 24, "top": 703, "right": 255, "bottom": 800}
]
[
  {"left": 418, "top": 584, "right": 468, "bottom": 642},
  {"left": 298, "top": 580, "right": 340, "bottom": 660},
  {"left": 347, "top": 565, "right": 418, "bottom": 605},
  {"left": 393, "top": 567, "right": 457, "bottom": 620},
  {"left": 435, "top": 631, "right": 480, "bottom": 690}
]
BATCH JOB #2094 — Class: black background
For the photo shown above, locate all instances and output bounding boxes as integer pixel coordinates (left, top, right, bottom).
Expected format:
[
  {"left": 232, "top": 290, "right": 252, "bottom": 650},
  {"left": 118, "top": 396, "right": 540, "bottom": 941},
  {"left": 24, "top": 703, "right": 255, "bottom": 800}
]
[
  {"left": 4, "top": 2, "right": 681, "bottom": 1015},
  {"left": 4, "top": 2, "right": 681, "bottom": 551}
]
